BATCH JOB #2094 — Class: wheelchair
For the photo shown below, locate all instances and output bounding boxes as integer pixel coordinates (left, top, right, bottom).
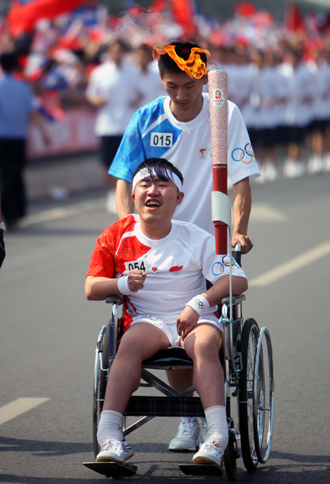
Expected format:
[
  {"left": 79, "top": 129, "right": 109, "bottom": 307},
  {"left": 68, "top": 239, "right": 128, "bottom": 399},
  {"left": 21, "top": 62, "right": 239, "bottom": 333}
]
[{"left": 84, "top": 248, "right": 274, "bottom": 481}]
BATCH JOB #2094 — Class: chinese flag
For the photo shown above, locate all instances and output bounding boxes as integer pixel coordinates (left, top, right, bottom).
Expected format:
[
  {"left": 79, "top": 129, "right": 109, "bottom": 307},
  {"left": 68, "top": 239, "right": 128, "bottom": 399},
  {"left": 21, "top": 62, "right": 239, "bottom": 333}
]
[
  {"left": 285, "top": 2, "right": 305, "bottom": 32},
  {"left": 170, "top": 0, "right": 196, "bottom": 36},
  {"left": 8, "top": 0, "right": 84, "bottom": 37}
]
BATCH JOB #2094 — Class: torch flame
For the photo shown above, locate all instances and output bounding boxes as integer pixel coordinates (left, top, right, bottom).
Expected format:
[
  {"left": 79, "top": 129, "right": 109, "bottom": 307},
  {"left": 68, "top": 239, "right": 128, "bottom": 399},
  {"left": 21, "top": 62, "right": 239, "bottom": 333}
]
[{"left": 153, "top": 45, "right": 210, "bottom": 79}]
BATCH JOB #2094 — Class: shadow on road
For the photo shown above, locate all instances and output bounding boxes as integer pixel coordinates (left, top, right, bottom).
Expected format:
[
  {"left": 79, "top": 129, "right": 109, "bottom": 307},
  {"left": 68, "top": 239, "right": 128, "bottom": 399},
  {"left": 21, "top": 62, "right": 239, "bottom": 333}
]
[{"left": 0, "top": 437, "right": 329, "bottom": 483}]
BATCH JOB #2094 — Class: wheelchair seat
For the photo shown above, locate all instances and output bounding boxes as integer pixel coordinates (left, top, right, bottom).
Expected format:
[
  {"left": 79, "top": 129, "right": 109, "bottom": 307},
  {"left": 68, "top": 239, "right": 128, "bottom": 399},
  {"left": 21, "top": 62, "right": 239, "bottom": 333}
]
[{"left": 142, "top": 347, "right": 193, "bottom": 370}]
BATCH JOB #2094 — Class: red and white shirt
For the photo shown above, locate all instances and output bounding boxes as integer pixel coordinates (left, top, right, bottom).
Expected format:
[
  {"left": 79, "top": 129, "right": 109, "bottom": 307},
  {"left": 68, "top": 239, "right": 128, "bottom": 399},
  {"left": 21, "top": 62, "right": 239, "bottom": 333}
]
[{"left": 86, "top": 215, "right": 247, "bottom": 330}]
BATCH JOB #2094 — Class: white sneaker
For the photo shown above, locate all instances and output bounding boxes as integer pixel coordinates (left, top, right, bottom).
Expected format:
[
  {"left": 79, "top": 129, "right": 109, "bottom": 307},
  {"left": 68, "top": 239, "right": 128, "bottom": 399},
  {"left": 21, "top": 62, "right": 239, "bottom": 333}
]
[
  {"left": 193, "top": 440, "right": 225, "bottom": 466},
  {"left": 307, "top": 156, "right": 323, "bottom": 174},
  {"left": 265, "top": 163, "right": 278, "bottom": 182},
  {"left": 283, "top": 160, "right": 305, "bottom": 178},
  {"left": 97, "top": 439, "right": 134, "bottom": 463},
  {"left": 168, "top": 417, "right": 200, "bottom": 451},
  {"left": 323, "top": 153, "right": 330, "bottom": 172}
]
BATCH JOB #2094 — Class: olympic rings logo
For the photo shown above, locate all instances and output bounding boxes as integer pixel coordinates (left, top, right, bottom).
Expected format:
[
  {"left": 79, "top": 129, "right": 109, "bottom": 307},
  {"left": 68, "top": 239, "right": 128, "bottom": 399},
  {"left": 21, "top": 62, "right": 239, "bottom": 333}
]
[
  {"left": 195, "top": 299, "right": 206, "bottom": 310},
  {"left": 212, "top": 256, "right": 240, "bottom": 276},
  {"left": 232, "top": 143, "right": 255, "bottom": 164},
  {"left": 145, "top": 315, "right": 159, "bottom": 321}
]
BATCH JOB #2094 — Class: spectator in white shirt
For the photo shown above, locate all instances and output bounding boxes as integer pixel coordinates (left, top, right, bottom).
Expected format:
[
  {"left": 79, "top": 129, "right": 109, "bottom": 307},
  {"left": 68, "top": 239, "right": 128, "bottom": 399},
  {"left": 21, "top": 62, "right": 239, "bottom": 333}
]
[{"left": 86, "top": 39, "right": 140, "bottom": 213}]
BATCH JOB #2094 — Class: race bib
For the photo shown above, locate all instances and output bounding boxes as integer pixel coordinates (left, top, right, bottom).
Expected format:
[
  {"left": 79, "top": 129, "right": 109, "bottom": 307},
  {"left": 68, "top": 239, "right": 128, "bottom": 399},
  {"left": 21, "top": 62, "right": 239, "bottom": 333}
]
[
  {"left": 125, "top": 260, "right": 146, "bottom": 272},
  {"left": 150, "top": 132, "right": 173, "bottom": 147}
]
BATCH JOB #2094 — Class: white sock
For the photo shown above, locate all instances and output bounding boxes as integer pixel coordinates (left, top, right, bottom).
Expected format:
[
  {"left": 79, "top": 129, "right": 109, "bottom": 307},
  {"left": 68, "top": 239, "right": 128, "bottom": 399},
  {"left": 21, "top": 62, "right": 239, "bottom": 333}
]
[
  {"left": 97, "top": 410, "right": 123, "bottom": 446},
  {"left": 204, "top": 405, "right": 229, "bottom": 450}
]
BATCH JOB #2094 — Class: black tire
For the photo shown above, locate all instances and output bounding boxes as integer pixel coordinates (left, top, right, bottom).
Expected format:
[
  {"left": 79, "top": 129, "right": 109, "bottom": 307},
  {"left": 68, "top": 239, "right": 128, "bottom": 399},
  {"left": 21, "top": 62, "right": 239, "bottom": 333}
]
[
  {"left": 93, "top": 324, "right": 110, "bottom": 457},
  {"left": 239, "top": 318, "right": 259, "bottom": 472},
  {"left": 253, "top": 328, "right": 274, "bottom": 464}
]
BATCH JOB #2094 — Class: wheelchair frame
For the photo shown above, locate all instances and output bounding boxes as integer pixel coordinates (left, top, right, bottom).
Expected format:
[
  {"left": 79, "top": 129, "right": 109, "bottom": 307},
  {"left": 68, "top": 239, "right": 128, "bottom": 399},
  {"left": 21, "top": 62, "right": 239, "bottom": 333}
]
[{"left": 91, "top": 253, "right": 274, "bottom": 481}]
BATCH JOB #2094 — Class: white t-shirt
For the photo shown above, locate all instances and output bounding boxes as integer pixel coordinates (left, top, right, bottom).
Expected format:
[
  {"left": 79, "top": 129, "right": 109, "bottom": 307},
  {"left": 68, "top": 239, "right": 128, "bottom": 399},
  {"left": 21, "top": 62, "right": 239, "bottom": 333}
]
[
  {"left": 133, "top": 65, "right": 165, "bottom": 108},
  {"left": 86, "top": 61, "right": 139, "bottom": 136},
  {"left": 279, "top": 62, "right": 315, "bottom": 127},
  {"left": 110, "top": 94, "right": 259, "bottom": 234},
  {"left": 86, "top": 214, "right": 247, "bottom": 330}
]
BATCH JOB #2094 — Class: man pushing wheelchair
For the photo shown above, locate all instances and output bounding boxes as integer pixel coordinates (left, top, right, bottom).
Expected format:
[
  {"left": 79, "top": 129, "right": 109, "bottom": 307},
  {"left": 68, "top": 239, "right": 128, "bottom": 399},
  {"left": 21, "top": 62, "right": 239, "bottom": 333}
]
[{"left": 85, "top": 158, "right": 248, "bottom": 468}]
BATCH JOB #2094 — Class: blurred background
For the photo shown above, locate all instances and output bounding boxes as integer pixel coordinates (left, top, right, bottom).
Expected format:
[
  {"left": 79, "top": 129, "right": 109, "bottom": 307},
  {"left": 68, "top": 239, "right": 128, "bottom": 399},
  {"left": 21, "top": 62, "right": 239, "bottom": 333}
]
[
  {"left": 1, "top": 3, "right": 330, "bottom": 483},
  {"left": 1, "top": 0, "right": 330, "bottom": 213}
]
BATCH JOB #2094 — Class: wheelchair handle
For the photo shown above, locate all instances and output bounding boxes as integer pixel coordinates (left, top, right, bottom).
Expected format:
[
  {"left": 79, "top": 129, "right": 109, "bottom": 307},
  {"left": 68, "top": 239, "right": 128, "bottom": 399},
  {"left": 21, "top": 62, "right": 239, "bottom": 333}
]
[{"left": 232, "top": 243, "right": 242, "bottom": 267}]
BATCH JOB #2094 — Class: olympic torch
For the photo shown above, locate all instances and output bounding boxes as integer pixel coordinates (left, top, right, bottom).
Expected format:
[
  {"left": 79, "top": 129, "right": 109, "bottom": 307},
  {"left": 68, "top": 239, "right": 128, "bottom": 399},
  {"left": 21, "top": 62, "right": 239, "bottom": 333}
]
[{"left": 208, "top": 69, "right": 230, "bottom": 255}]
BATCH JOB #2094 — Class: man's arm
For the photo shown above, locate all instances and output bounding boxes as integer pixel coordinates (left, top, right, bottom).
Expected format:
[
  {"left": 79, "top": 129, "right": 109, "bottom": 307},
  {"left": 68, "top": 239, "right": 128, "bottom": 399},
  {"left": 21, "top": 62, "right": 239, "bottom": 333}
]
[
  {"left": 177, "top": 275, "right": 248, "bottom": 338},
  {"left": 232, "top": 177, "right": 253, "bottom": 254},
  {"left": 116, "top": 179, "right": 134, "bottom": 219},
  {"left": 85, "top": 94, "right": 107, "bottom": 107},
  {"left": 85, "top": 270, "right": 146, "bottom": 300},
  {"left": 30, "top": 111, "right": 51, "bottom": 146}
]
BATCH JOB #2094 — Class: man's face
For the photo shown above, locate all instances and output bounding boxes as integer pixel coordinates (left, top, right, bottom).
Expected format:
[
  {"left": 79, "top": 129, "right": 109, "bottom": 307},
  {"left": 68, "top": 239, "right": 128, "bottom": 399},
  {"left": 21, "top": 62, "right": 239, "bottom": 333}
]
[
  {"left": 160, "top": 71, "right": 208, "bottom": 122},
  {"left": 109, "top": 43, "right": 125, "bottom": 66},
  {"left": 132, "top": 176, "right": 184, "bottom": 228}
]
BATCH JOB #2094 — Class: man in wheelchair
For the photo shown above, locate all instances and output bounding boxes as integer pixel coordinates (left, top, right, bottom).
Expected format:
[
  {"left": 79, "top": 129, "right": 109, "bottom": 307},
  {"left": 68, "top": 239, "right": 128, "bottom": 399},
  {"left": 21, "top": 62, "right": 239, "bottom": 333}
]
[{"left": 85, "top": 157, "right": 248, "bottom": 468}]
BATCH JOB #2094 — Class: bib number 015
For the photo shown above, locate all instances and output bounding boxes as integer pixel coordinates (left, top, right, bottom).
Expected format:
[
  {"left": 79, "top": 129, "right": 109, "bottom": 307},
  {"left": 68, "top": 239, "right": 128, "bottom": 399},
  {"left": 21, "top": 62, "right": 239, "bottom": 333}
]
[{"left": 150, "top": 132, "right": 173, "bottom": 147}]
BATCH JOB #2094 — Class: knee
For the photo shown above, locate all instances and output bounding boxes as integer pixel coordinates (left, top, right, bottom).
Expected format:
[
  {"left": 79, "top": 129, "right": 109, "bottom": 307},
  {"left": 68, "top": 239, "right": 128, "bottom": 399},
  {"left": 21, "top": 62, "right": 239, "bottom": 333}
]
[{"left": 187, "top": 336, "right": 220, "bottom": 362}]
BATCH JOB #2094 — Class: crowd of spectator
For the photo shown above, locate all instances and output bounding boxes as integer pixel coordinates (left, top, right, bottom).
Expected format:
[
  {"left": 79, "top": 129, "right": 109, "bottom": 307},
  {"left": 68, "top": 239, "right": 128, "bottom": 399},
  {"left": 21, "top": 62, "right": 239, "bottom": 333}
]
[{"left": 1, "top": 3, "right": 330, "bottom": 184}]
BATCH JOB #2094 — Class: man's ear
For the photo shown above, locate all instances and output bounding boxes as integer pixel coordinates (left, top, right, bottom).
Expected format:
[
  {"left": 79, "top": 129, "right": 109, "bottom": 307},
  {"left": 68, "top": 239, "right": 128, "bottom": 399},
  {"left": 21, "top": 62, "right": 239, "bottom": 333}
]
[
  {"left": 131, "top": 193, "right": 135, "bottom": 202},
  {"left": 176, "top": 191, "right": 184, "bottom": 206}
]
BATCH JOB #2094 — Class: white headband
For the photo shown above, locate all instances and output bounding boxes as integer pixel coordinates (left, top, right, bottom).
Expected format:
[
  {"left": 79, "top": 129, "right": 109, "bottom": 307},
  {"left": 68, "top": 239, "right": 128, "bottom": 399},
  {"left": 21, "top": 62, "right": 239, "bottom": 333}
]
[{"left": 132, "top": 167, "right": 183, "bottom": 193}]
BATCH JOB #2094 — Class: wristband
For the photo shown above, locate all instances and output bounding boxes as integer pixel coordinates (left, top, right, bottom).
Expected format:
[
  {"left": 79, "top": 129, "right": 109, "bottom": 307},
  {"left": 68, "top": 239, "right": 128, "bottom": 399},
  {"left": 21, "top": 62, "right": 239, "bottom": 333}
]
[
  {"left": 186, "top": 294, "right": 210, "bottom": 316},
  {"left": 117, "top": 276, "right": 132, "bottom": 296}
]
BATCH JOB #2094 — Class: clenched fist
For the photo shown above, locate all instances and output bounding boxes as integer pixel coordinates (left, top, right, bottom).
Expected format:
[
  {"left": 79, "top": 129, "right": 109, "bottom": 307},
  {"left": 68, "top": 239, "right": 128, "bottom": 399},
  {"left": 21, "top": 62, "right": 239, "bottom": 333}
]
[{"left": 127, "top": 269, "right": 146, "bottom": 292}]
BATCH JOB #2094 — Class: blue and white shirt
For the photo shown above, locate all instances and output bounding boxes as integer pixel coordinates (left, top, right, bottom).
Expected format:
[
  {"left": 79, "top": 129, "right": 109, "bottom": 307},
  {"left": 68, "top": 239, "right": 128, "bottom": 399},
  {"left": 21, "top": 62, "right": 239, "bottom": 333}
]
[{"left": 110, "top": 93, "right": 259, "bottom": 233}]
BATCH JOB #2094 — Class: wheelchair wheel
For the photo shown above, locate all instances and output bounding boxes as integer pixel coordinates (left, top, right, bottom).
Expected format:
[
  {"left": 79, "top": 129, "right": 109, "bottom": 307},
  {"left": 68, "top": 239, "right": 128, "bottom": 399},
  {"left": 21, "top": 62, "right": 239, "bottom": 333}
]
[
  {"left": 239, "top": 318, "right": 259, "bottom": 472},
  {"left": 93, "top": 324, "right": 110, "bottom": 457},
  {"left": 253, "top": 327, "right": 274, "bottom": 464}
]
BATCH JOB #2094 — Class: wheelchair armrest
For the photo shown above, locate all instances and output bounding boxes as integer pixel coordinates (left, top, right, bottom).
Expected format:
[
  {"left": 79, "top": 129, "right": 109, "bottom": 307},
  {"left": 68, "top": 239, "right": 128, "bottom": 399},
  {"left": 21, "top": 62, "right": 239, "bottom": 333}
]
[
  {"left": 105, "top": 296, "right": 125, "bottom": 305},
  {"left": 221, "top": 294, "right": 246, "bottom": 306}
]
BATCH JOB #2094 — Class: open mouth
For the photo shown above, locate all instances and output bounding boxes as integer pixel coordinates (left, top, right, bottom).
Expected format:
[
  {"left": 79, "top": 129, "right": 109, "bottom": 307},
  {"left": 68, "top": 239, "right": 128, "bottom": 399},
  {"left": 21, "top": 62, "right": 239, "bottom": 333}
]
[{"left": 145, "top": 200, "right": 161, "bottom": 208}]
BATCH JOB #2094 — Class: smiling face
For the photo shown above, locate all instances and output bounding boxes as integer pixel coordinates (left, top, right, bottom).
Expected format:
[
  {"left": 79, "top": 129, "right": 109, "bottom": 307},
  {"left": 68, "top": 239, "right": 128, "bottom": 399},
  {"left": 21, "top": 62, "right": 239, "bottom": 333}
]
[
  {"left": 160, "top": 71, "right": 208, "bottom": 122},
  {"left": 132, "top": 176, "right": 184, "bottom": 239}
]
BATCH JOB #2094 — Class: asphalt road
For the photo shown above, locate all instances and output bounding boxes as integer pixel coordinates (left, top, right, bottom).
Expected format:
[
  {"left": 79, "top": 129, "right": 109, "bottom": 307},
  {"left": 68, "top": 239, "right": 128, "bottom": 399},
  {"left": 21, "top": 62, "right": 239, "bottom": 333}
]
[{"left": 0, "top": 171, "right": 329, "bottom": 483}]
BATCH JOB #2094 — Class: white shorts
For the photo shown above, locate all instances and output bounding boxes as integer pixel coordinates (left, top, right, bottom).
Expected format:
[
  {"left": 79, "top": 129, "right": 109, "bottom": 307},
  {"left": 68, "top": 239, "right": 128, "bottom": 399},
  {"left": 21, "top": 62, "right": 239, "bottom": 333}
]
[{"left": 130, "top": 314, "right": 222, "bottom": 346}]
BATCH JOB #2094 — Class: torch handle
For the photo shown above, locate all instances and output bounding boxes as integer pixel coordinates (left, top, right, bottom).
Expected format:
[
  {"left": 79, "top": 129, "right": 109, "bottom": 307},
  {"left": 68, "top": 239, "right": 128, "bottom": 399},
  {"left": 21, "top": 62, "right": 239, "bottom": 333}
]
[{"left": 208, "top": 69, "right": 228, "bottom": 255}]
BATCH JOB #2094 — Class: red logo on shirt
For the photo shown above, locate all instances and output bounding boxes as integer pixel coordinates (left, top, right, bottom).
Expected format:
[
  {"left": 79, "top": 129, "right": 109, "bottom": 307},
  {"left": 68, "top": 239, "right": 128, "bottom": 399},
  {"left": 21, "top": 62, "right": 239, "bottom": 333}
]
[
  {"left": 152, "top": 267, "right": 158, "bottom": 272},
  {"left": 169, "top": 265, "right": 183, "bottom": 274}
]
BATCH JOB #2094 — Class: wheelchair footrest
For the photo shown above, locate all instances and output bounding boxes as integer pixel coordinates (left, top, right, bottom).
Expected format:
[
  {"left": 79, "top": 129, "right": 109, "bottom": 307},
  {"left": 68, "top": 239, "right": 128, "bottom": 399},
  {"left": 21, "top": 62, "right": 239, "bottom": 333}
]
[
  {"left": 83, "top": 462, "right": 137, "bottom": 478},
  {"left": 179, "top": 463, "right": 223, "bottom": 476},
  {"left": 125, "top": 396, "right": 204, "bottom": 417}
]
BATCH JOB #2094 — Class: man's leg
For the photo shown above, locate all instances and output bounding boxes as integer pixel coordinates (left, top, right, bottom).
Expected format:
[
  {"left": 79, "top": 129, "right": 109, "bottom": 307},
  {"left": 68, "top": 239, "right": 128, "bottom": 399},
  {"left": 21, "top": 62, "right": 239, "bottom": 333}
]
[
  {"left": 167, "top": 368, "right": 202, "bottom": 452},
  {"left": 183, "top": 324, "right": 228, "bottom": 466},
  {"left": 97, "top": 323, "right": 169, "bottom": 462}
]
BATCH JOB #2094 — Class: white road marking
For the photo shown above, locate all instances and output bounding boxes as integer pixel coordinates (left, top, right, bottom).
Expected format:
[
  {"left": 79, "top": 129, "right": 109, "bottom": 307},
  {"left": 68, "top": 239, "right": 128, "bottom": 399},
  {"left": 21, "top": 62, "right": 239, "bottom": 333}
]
[
  {"left": 0, "top": 398, "right": 50, "bottom": 426},
  {"left": 19, "top": 200, "right": 286, "bottom": 228},
  {"left": 20, "top": 199, "right": 105, "bottom": 227},
  {"left": 249, "top": 242, "right": 330, "bottom": 287},
  {"left": 250, "top": 203, "right": 288, "bottom": 222}
]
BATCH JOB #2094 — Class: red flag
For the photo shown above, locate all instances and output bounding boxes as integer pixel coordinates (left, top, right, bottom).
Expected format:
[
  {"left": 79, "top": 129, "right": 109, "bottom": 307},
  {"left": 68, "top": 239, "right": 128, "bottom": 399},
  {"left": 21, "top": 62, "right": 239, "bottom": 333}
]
[
  {"left": 8, "top": 0, "right": 85, "bottom": 37},
  {"left": 233, "top": 2, "right": 257, "bottom": 18},
  {"left": 170, "top": 0, "right": 196, "bottom": 36},
  {"left": 285, "top": 2, "right": 305, "bottom": 32}
]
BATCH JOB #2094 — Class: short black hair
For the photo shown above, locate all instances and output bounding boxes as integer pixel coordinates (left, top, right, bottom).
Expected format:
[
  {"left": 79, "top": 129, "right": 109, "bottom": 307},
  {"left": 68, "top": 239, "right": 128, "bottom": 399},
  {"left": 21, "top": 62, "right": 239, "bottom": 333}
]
[
  {"left": 132, "top": 158, "right": 184, "bottom": 187},
  {"left": 158, "top": 41, "right": 207, "bottom": 78},
  {"left": 0, "top": 52, "right": 18, "bottom": 73}
]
